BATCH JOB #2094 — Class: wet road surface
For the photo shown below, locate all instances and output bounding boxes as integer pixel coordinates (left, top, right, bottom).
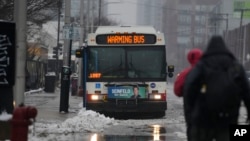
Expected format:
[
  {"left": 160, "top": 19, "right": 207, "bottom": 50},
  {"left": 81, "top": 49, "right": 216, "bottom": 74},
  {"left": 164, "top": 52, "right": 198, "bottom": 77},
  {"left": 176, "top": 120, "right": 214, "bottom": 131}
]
[{"left": 26, "top": 84, "right": 187, "bottom": 141}]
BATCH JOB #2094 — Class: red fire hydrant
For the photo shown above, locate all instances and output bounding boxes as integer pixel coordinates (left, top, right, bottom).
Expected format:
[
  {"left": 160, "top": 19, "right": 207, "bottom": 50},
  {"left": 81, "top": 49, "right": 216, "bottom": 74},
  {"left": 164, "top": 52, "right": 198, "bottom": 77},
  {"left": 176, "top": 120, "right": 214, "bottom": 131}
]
[{"left": 11, "top": 104, "right": 37, "bottom": 141}]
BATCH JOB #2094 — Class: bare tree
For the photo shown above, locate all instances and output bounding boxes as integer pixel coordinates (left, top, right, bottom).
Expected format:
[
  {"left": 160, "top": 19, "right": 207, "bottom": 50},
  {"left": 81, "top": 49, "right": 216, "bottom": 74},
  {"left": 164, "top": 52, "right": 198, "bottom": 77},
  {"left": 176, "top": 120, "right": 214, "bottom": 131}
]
[
  {"left": 0, "top": 0, "right": 58, "bottom": 26},
  {"left": 0, "top": 0, "right": 14, "bottom": 20},
  {"left": 73, "top": 15, "right": 119, "bottom": 35}
]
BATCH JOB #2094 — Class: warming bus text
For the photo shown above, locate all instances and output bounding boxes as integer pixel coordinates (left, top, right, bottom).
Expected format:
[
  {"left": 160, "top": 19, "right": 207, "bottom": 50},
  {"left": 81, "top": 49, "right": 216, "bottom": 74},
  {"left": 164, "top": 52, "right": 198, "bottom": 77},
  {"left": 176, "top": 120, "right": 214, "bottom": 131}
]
[
  {"left": 96, "top": 34, "right": 156, "bottom": 44},
  {"left": 107, "top": 35, "right": 144, "bottom": 44}
]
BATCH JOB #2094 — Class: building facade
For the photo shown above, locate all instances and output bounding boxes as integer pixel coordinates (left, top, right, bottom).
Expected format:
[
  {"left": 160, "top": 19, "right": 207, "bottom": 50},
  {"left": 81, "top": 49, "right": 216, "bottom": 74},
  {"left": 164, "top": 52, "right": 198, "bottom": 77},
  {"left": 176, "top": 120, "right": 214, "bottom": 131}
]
[
  {"left": 163, "top": 0, "right": 218, "bottom": 72},
  {"left": 136, "top": 0, "right": 165, "bottom": 31}
]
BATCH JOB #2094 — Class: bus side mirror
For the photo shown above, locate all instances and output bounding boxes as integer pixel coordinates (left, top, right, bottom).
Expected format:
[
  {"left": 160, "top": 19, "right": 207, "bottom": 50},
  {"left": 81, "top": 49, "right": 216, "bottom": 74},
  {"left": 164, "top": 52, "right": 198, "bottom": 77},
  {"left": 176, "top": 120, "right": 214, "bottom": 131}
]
[
  {"left": 167, "top": 65, "right": 174, "bottom": 78},
  {"left": 168, "top": 65, "right": 174, "bottom": 72},
  {"left": 75, "top": 48, "right": 83, "bottom": 58}
]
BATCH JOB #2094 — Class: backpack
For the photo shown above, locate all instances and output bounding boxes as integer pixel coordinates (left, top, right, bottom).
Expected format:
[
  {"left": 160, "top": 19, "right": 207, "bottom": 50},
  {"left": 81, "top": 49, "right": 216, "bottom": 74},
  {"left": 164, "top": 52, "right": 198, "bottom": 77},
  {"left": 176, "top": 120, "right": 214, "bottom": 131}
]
[
  {"left": 174, "top": 67, "right": 192, "bottom": 97},
  {"left": 199, "top": 61, "right": 242, "bottom": 117}
]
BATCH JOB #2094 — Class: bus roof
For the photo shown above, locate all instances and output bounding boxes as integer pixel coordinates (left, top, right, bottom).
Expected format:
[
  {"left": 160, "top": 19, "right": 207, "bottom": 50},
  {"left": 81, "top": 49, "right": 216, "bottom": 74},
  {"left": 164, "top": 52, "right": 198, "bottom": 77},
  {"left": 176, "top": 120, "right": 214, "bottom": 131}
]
[{"left": 95, "top": 26, "right": 158, "bottom": 34}]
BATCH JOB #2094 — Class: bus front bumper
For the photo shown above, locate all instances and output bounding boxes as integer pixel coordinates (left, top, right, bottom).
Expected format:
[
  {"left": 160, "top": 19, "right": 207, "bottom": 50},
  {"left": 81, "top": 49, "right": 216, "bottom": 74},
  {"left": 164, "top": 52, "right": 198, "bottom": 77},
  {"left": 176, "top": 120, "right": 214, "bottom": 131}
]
[{"left": 86, "top": 100, "right": 167, "bottom": 113}]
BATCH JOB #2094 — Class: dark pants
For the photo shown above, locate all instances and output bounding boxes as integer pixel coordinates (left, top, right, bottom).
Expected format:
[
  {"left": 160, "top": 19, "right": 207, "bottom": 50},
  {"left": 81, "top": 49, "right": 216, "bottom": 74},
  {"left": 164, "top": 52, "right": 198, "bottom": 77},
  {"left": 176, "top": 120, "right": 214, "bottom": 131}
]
[{"left": 187, "top": 125, "right": 230, "bottom": 141}]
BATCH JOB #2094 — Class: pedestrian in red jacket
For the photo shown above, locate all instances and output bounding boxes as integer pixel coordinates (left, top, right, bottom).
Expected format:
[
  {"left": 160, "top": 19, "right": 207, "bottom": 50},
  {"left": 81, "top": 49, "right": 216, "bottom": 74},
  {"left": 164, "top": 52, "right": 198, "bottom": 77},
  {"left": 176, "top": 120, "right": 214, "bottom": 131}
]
[{"left": 173, "top": 48, "right": 203, "bottom": 97}]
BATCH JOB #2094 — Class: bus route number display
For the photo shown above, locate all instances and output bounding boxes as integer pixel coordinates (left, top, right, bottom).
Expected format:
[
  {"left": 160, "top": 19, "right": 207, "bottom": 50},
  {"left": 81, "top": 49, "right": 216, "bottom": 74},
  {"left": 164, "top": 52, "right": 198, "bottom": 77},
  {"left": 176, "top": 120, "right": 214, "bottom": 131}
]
[{"left": 96, "top": 34, "right": 156, "bottom": 44}]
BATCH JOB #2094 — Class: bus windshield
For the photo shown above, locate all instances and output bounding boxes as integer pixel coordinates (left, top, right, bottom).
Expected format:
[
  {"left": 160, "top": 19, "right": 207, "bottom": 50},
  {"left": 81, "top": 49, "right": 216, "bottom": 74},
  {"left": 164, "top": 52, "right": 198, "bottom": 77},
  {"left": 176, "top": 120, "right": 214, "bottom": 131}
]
[{"left": 87, "top": 46, "right": 166, "bottom": 81}]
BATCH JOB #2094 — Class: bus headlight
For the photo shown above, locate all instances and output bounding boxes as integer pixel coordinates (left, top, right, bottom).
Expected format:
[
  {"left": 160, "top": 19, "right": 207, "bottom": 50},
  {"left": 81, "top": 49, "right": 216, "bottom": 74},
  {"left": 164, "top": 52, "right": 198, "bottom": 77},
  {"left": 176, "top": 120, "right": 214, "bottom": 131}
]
[
  {"left": 149, "top": 94, "right": 162, "bottom": 100},
  {"left": 91, "top": 95, "right": 99, "bottom": 100},
  {"left": 154, "top": 95, "right": 161, "bottom": 99}
]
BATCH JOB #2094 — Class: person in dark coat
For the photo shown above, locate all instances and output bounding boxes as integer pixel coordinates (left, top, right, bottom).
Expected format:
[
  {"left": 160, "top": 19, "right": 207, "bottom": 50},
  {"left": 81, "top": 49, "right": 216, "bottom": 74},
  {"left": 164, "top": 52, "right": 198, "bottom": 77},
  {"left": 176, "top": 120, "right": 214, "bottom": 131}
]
[
  {"left": 174, "top": 48, "right": 203, "bottom": 97},
  {"left": 183, "top": 36, "right": 250, "bottom": 141}
]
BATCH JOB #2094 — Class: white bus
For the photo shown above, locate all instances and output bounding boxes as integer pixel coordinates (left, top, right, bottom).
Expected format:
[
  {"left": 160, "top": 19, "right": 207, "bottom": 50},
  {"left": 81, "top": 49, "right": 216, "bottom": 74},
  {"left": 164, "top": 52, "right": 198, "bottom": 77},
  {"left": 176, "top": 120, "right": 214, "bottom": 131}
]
[{"left": 77, "top": 26, "right": 174, "bottom": 117}]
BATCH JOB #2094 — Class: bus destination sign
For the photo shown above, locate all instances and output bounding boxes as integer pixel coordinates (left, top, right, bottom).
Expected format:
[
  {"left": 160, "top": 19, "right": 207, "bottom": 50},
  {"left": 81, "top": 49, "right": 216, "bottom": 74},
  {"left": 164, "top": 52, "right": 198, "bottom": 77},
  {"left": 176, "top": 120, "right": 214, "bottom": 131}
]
[{"left": 96, "top": 34, "right": 157, "bottom": 44}]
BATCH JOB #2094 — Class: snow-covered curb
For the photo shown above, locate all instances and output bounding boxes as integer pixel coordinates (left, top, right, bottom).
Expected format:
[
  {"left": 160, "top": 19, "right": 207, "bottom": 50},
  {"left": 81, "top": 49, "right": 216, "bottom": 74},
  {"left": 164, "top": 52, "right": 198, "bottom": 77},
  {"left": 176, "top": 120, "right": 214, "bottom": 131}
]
[{"left": 24, "top": 88, "right": 44, "bottom": 96}]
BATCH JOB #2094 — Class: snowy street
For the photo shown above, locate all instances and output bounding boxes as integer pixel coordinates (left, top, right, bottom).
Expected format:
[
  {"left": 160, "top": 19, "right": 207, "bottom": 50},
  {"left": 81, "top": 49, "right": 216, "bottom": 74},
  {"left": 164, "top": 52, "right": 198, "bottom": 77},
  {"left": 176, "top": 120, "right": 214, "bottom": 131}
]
[
  {"left": 24, "top": 83, "right": 187, "bottom": 141},
  {"left": 5, "top": 82, "right": 244, "bottom": 141},
  {"left": 0, "top": 83, "right": 247, "bottom": 141},
  {"left": 2, "top": 1, "right": 250, "bottom": 141}
]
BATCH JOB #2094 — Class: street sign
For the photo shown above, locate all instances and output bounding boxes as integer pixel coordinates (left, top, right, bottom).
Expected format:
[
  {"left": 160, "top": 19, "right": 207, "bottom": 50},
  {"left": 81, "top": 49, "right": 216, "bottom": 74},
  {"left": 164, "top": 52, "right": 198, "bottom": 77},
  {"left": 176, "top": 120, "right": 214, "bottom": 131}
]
[
  {"left": 63, "top": 25, "right": 70, "bottom": 39},
  {"left": 63, "top": 66, "right": 70, "bottom": 75},
  {"left": 233, "top": 0, "right": 250, "bottom": 18},
  {"left": 63, "top": 25, "right": 80, "bottom": 40}
]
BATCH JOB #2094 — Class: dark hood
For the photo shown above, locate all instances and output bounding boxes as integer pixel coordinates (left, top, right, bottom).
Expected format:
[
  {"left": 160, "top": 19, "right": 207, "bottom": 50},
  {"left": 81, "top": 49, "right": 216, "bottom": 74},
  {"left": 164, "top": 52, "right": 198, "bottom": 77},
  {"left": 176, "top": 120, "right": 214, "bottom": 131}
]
[{"left": 202, "top": 36, "right": 235, "bottom": 59}]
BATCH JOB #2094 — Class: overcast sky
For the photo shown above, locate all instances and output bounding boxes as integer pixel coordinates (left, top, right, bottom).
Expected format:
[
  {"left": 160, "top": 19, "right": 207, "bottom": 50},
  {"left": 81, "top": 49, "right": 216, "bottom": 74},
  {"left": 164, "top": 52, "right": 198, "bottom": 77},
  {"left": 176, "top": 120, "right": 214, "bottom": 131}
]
[{"left": 105, "top": 0, "right": 138, "bottom": 25}]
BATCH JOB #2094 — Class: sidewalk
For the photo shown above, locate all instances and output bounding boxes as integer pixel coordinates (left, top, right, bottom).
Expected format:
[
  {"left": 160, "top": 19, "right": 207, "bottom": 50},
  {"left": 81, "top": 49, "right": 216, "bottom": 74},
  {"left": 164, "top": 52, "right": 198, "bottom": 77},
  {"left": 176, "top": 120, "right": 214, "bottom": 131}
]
[{"left": 24, "top": 88, "right": 83, "bottom": 123}]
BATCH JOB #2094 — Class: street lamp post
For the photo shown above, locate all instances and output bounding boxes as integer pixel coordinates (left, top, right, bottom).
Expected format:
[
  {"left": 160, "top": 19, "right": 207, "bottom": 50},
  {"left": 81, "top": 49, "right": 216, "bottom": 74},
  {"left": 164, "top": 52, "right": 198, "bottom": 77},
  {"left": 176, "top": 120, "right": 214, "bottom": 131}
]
[
  {"left": 235, "top": 8, "right": 250, "bottom": 65},
  {"left": 59, "top": 0, "right": 71, "bottom": 113},
  {"left": 209, "top": 13, "right": 228, "bottom": 36},
  {"left": 14, "top": 0, "right": 27, "bottom": 108},
  {"left": 98, "top": 0, "right": 101, "bottom": 25}
]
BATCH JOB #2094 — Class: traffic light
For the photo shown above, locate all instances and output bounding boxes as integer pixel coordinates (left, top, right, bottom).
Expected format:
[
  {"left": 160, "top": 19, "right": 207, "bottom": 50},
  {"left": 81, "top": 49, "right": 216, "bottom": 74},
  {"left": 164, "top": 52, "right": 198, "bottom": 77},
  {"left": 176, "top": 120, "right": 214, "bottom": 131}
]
[
  {"left": 52, "top": 47, "right": 58, "bottom": 59},
  {"left": 75, "top": 48, "right": 83, "bottom": 58},
  {"left": 58, "top": 43, "right": 63, "bottom": 56}
]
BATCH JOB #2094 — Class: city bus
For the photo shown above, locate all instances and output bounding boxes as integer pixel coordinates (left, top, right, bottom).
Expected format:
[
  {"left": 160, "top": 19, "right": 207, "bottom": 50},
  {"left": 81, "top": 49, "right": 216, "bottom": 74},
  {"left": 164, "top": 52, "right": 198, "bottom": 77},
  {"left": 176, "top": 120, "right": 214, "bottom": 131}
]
[{"left": 77, "top": 26, "right": 174, "bottom": 117}]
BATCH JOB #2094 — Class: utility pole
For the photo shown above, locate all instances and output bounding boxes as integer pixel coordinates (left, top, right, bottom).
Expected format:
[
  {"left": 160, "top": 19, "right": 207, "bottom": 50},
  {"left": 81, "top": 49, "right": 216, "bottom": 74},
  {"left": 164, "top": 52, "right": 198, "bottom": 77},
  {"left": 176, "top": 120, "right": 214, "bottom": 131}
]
[
  {"left": 55, "top": 0, "right": 62, "bottom": 82},
  {"left": 14, "top": 0, "right": 27, "bottom": 107},
  {"left": 77, "top": 0, "right": 84, "bottom": 94},
  {"left": 77, "top": 0, "right": 85, "bottom": 107},
  {"left": 190, "top": 0, "right": 196, "bottom": 48},
  {"left": 91, "top": 0, "right": 94, "bottom": 33},
  {"left": 225, "top": 13, "right": 229, "bottom": 41},
  {"left": 98, "top": 0, "right": 102, "bottom": 25},
  {"left": 210, "top": 13, "right": 229, "bottom": 39},
  {"left": 59, "top": 0, "right": 71, "bottom": 113},
  {"left": 243, "top": 26, "right": 247, "bottom": 65},
  {"left": 86, "top": 0, "right": 90, "bottom": 35},
  {"left": 235, "top": 8, "right": 250, "bottom": 64},
  {"left": 63, "top": 0, "right": 71, "bottom": 67}
]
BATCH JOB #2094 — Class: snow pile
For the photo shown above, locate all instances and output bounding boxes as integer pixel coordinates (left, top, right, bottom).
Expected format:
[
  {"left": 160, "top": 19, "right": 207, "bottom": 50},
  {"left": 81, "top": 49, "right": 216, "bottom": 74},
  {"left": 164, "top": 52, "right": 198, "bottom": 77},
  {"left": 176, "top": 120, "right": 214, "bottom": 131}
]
[
  {"left": 35, "top": 109, "right": 117, "bottom": 134},
  {"left": 0, "top": 111, "right": 12, "bottom": 121},
  {"left": 24, "top": 88, "right": 44, "bottom": 95}
]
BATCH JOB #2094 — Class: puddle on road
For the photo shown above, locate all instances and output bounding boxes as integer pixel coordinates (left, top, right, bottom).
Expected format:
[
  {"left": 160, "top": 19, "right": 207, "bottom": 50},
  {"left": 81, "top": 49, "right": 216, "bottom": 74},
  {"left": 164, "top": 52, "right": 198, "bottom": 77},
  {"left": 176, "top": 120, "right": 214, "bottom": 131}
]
[
  {"left": 33, "top": 124, "right": 185, "bottom": 141},
  {"left": 89, "top": 134, "right": 166, "bottom": 141},
  {"left": 82, "top": 124, "right": 167, "bottom": 141},
  {"left": 34, "top": 133, "right": 167, "bottom": 141}
]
